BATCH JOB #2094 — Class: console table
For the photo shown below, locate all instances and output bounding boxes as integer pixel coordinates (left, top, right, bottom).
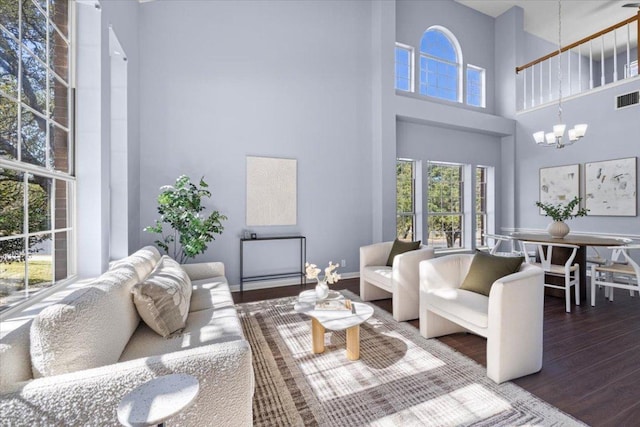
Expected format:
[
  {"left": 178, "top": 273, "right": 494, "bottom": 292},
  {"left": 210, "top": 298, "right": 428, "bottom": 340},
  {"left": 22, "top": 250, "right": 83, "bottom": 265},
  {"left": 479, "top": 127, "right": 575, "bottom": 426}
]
[{"left": 240, "top": 235, "right": 306, "bottom": 292}]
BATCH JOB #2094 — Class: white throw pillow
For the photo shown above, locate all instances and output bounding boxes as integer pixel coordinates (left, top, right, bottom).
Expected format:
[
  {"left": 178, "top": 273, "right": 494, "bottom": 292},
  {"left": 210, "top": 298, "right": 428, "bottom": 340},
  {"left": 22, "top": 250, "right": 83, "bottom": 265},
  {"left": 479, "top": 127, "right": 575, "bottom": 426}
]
[
  {"left": 132, "top": 256, "right": 192, "bottom": 338},
  {"left": 30, "top": 267, "right": 140, "bottom": 378},
  {"left": 109, "top": 245, "right": 161, "bottom": 281}
]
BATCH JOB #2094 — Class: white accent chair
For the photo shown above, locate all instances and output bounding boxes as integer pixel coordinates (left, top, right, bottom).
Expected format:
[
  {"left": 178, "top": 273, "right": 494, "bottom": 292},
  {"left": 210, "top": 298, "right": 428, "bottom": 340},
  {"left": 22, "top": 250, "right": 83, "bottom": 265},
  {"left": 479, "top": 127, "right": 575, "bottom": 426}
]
[
  {"left": 521, "top": 241, "right": 580, "bottom": 313},
  {"left": 419, "top": 254, "right": 544, "bottom": 384},
  {"left": 591, "top": 245, "right": 640, "bottom": 305},
  {"left": 360, "top": 241, "right": 435, "bottom": 321}
]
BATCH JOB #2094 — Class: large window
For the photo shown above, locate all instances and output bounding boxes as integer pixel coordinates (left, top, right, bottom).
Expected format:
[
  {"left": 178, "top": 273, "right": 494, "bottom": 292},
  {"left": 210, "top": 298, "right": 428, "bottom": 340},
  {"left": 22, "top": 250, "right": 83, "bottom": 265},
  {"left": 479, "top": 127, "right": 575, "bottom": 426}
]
[
  {"left": 395, "top": 43, "right": 414, "bottom": 92},
  {"left": 0, "top": 0, "right": 73, "bottom": 311},
  {"left": 419, "top": 27, "right": 462, "bottom": 102},
  {"left": 396, "top": 159, "right": 416, "bottom": 241},
  {"left": 426, "top": 162, "right": 463, "bottom": 249}
]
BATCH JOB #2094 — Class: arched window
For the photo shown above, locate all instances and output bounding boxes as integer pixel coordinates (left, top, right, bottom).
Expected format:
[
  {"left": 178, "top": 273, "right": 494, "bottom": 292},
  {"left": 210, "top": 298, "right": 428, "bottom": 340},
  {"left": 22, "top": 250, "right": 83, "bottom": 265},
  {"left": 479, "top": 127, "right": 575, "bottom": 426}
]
[{"left": 419, "top": 27, "right": 462, "bottom": 102}]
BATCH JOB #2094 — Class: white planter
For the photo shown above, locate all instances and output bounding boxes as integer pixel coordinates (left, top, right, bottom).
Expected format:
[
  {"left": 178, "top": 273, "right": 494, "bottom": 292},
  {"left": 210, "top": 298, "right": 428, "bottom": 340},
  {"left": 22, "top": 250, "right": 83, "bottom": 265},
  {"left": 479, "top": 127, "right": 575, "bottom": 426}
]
[{"left": 547, "top": 221, "right": 570, "bottom": 238}]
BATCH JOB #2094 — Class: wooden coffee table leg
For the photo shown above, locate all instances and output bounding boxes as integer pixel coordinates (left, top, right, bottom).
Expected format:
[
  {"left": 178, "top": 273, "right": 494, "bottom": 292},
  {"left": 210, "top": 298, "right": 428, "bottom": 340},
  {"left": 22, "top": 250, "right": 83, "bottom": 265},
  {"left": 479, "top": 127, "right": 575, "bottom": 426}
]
[
  {"left": 345, "top": 324, "right": 360, "bottom": 360},
  {"left": 311, "top": 318, "right": 325, "bottom": 354}
]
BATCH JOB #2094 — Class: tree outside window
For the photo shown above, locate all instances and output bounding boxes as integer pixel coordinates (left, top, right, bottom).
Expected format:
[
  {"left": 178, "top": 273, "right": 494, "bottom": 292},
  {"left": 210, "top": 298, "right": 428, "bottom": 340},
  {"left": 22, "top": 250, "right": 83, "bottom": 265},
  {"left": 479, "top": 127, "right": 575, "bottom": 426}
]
[
  {"left": 0, "top": 0, "right": 72, "bottom": 310},
  {"left": 427, "top": 162, "right": 463, "bottom": 249},
  {"left": 396, "top": 160, "right": 416, "bottom": 241}
]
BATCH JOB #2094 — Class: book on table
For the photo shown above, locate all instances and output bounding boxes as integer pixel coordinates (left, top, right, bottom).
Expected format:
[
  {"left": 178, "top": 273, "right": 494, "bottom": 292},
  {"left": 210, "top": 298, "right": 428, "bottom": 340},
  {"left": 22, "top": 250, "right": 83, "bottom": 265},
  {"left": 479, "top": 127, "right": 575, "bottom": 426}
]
[{"left": 315, "top": 299, "right": 351, "bottom": 311}]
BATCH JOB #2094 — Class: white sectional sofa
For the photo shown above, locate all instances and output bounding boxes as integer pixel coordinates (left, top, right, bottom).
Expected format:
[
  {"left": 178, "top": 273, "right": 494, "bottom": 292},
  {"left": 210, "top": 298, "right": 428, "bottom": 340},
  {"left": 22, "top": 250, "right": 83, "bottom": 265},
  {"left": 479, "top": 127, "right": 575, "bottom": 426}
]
[{"left": 0, "top": 246, "right": 254, "bottom": 426}]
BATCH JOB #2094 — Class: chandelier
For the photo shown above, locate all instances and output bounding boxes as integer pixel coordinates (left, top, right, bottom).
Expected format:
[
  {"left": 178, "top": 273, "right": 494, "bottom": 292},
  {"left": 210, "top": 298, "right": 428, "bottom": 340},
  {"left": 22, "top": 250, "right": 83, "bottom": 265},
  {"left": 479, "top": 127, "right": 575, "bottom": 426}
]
[{"left": 533, "top": 0, "right": 587, "bottom": 148}]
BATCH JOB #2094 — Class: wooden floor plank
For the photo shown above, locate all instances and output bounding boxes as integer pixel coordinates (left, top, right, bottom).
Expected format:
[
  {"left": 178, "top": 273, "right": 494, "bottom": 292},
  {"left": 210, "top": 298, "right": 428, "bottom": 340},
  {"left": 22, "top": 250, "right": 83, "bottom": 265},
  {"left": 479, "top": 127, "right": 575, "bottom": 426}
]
[{"left": 234, "top": 277, "right": 640, "bottom": 425}]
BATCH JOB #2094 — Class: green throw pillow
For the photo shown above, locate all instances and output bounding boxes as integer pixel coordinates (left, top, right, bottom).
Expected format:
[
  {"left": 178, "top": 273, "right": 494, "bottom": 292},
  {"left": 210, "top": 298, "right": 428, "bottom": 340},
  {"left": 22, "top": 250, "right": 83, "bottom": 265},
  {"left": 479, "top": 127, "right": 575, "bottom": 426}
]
[
  {"left": 459, "top": 251, "right": 524, "bottom": 296},
  {"left": 386, "top": 239, "right": 421, "bottom": 267}
]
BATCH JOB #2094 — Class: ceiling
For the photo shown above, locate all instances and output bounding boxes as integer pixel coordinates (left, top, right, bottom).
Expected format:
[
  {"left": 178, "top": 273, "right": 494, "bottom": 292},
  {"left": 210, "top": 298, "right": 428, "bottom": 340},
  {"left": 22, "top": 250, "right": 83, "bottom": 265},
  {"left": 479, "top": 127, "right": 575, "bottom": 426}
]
[{"left": 454, "top": 0, "right": 638, "bottom": 47}]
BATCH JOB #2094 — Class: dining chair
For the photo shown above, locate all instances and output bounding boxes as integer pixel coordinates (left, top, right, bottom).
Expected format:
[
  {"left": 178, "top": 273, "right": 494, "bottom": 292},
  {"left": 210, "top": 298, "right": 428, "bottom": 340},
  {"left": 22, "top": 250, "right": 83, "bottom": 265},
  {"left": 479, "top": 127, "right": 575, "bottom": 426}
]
[
  {"left": 521, "top": 241, "right": 580, "bottom": 313},
  {"left": 591, "top": 245, "right": 640, "bottom": 306},
  {"left": 483, "top": 233, "right": 518, "bottom": 257}
]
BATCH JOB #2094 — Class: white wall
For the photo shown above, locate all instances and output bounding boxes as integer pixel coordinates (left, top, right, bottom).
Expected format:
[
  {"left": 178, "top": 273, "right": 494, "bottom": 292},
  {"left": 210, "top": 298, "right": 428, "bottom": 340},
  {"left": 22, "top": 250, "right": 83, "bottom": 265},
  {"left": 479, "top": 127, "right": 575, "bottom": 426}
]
[
  {"left": 138, "top": 0, "right": 374, "bottom": 286},
  {"left": 75, "top": 0, "right": 139, "bottom": 276}
]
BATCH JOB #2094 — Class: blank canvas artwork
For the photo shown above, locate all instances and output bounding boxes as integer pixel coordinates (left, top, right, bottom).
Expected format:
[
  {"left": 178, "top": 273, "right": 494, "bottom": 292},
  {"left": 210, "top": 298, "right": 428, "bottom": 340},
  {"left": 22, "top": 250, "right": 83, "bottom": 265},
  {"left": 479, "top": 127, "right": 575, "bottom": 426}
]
[
  {"left": 246, "top": 156, "right": 297, "bottom": 226},
  {"left": 539, "top": 164, "right": 580, "bottom": 215},
  {"left": 585, "top": 157, "right": 637, "bottom": 216}
]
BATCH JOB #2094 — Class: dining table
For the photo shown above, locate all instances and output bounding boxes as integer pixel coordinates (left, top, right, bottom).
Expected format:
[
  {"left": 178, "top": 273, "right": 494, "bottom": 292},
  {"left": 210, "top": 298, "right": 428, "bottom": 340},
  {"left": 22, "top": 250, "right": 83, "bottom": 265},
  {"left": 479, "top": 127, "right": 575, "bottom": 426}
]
[{"left": 509, "top": 232, "right": 630, "bottom": 302}]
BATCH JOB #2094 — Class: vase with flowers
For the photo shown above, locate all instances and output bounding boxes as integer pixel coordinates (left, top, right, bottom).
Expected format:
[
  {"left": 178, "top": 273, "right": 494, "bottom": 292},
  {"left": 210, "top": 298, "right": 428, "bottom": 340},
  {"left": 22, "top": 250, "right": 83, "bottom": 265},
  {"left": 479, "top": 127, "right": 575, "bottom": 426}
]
[
  {"left": 535, "top": 196, "right": 588, "bottom": 238},
  {"left": 305, "top": 261, "right": 341, "bottom": 300}
]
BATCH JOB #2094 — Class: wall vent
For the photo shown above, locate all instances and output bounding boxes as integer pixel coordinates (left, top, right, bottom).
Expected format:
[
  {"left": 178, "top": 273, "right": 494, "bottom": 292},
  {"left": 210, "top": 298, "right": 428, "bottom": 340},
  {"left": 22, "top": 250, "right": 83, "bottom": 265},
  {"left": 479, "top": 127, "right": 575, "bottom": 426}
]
[{"left": 616, "top": 91, "right": 639, "bottom": 110}]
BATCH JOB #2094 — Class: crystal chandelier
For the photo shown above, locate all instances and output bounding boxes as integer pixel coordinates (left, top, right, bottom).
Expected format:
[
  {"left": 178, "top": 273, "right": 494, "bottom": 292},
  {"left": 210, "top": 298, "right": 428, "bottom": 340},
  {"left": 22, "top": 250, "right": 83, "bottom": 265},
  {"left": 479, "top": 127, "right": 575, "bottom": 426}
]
[{"left": 533, "top": 0, "right": 587, "bottom": 148}]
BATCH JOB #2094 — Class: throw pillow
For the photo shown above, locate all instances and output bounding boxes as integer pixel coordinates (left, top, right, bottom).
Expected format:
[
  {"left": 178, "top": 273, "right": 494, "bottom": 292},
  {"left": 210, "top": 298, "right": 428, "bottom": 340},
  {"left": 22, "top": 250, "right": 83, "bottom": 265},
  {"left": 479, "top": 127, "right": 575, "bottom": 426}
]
[
  {"left": 460, "top": 251, "right": 524, "bottom": 296},
  {"left": 30, "top": 267, "right": 140, "bottom": 378},
  {"left": 132, "top": 256, "right": 193, "bottom": 338},
  {"left": 386, "top": 239, "right": 422, "bottom": 267}
]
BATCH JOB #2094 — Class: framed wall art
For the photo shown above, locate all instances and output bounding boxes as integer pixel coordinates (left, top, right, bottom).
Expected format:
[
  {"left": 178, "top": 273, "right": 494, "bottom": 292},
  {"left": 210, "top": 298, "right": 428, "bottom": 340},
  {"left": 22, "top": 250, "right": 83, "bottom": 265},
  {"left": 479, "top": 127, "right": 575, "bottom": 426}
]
[
  {"left": 585, "top": 157, "right": 637, "bottom": 216},
  {"left": 539, "top": 164, "right": 580, "bottom": 214},
  {"left": 246, "top": 156, "right": 298, "bottom": 226}
]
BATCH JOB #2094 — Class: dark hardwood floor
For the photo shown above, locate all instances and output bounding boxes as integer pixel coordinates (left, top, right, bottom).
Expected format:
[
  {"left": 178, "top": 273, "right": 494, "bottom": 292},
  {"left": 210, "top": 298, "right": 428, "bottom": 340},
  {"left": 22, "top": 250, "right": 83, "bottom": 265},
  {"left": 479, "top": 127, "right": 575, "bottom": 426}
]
[{"left": 233, "top": 278, "right": 640, "bottom": 426}]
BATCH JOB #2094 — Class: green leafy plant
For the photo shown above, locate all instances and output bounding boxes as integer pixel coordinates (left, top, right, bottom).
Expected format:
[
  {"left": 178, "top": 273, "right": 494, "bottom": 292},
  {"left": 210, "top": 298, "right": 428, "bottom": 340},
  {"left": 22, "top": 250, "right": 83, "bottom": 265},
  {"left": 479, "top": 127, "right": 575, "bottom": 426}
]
[
  {"left": 535, "top": 196, "right": 588, "bottom": 222},
  {"left": 144, "top": 175, "right": 227, "bottom": 264}
]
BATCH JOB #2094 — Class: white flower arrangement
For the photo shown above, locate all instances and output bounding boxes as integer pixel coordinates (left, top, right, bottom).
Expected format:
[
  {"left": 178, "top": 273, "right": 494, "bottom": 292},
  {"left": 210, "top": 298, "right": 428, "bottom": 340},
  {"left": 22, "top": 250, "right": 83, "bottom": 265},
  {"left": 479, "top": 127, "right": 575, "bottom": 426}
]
[{"left": 305, "top": 261, "right": 341, "bottom": 285}]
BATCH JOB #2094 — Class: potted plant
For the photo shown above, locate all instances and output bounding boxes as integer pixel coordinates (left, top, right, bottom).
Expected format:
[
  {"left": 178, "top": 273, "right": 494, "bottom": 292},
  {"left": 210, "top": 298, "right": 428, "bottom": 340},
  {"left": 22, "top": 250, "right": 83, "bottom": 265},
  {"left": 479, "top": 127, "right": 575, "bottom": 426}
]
[
  {"left": 145, "top": 175, "right": 227, "bottom": 263},
  {"left": 535, "top": 196, "right": 588, "bottom": 238}
]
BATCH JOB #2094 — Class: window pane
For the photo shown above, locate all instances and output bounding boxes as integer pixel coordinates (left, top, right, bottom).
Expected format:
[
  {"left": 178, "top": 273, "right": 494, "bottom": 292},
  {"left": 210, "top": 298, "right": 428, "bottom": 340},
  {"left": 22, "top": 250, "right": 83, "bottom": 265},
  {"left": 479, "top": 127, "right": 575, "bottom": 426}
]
[
  {"left": 395, "top": 45, "right": 412, "bottom": 92},
  {"left": 21, "top": 0, "right": 47, "bottom": 63},
  {"left": 50, "top": 73, "right": 69, "bottom": 127},
  {"left": 467, "top": 66, "right": 485, "bottom": 107},
  {"left": 54, "top": 179, "right": 67, "bottom": 229},
  {"left": 54, "top": 230, "right": 68, "bottom": 280},
  {"left": 50, "top": 0, "right": 68, "bottom": 38},
  {"left": 397, "top": 160, "right": 415, "bottom": 241},
  {"left": 0, "top": 28, "right": 19, "bottom": 97},
  {"left": 0, "top": 238, "right": 26, "bottom": 308},
  {"left": 28, "top": 232, "right": 53, "bottom": 292},
  {"left": 49, "top": 123, "right": 68, "bottom": 172},
  {"left": 0, "top": 94, "right": 18, "bottom": 159},
  {"left": 397, "top": 215, "right": 414, "bottom": 241},
  {"left": 427, "top": 163, "right": 463, "bottom": 248},
  {"left": 28, "top": 174, "right": 52, "bottom": 233},
  {"left": 21, "top": 107, "right": 47, "bottom": 166},
  {"left": 0, "top": 169, "right": 25, "bottom": 235},
  {"left": 21, "top": 50, "right": 47, "bottom": 114},
  {"left": 49, "top": 23, "right": 69, "bottom": 84},
  {"left": 0, "top": 0, "right": 20, "bottom": 39}
]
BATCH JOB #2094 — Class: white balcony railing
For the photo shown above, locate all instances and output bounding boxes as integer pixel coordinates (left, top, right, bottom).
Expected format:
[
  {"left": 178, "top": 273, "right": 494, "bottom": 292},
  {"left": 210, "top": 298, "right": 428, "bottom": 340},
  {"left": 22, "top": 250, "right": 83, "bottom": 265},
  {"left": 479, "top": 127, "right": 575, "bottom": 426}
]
[{"left": 517, "top": 12, "right": 639, "bottom": 111}]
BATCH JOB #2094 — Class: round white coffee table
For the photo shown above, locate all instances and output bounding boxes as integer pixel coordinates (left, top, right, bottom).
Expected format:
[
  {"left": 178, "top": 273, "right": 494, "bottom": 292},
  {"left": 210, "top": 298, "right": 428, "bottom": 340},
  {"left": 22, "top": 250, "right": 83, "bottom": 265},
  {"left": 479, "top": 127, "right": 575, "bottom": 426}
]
[
  {"left": 294, "top": 290, "right": 374, "bottom": 360},
  {"left": 117, "top": 373, "right": 199, "bottom": 427}
]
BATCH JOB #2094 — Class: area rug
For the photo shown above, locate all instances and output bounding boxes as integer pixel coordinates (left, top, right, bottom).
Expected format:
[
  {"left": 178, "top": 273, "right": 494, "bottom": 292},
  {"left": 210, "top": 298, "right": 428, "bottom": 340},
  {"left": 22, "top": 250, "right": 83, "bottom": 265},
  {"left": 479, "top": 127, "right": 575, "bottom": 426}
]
[{"left": 237, "top": 290, "right": 584, "bottom": 427}]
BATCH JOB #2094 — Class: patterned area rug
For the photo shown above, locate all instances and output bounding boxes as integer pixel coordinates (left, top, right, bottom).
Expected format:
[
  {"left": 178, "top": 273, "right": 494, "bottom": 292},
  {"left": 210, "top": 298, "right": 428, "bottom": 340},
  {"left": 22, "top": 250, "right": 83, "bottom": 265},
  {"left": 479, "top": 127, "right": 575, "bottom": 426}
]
[{"left": 237, "top": 290, "right": 584, "bottom": 427}]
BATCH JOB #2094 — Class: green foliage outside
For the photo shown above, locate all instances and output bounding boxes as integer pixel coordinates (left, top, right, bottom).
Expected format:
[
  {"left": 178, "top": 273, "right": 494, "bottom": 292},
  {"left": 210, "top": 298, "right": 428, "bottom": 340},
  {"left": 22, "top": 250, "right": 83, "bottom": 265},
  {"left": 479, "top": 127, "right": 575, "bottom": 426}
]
[
  {"left": 145, "top": 175, "right": 227, "bottom": 264},
  {"left": 427, "top": 163, "right": 463, "bottom": 248},
  {"left": 396, "top": 162, "right": 469, "bottom": 248},
  {"left": 396, "top": 161, "right": 414, "bottom": 240},
  {"left": 0, "top": 171, "right": 50, "bottom": 263}
]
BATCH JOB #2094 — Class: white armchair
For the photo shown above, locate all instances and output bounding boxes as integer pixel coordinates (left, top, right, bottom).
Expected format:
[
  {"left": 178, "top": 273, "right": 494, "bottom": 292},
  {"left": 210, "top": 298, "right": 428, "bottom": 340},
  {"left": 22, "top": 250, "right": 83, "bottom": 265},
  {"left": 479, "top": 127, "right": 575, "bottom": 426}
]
[
  {"left": 360, "top": 241, "right": 435, "bottom": 321},
  {"left": 419, "top": 254, "right": 544, "bottom": 384}
]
